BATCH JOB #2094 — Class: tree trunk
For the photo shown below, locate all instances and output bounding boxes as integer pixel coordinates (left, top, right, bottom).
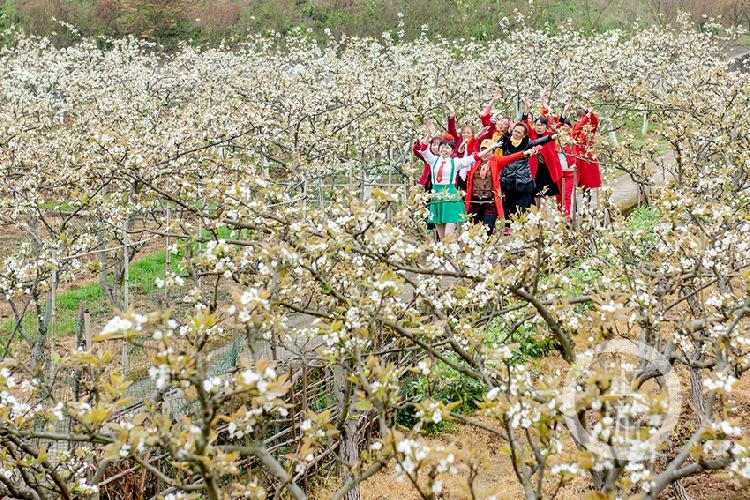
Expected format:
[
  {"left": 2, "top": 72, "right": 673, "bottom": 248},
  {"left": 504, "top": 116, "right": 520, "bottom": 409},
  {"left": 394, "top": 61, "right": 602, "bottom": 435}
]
[
  {"left": 589, "top": 465, "right": 606, "bottom": 491},
  {"left": 683, "top": 287, "right": 707, "bottom": 424},
  {"left": 334, "top": 365, "right": 360, "bottom": 500},
  {"left": 674, "top": 478, "right": 692, "bottom": 500},
  {"left": 339, "top": 418, "right": 360, "bottom": 500},
  {"left": 29, "top": 298, "right": 47, "bottom": 374},
  {"left": 98, "top": 228, "right": 123, "bottom": 310},
  {"left": 689, "top": 364, "right": 706, "bottom": 424}
]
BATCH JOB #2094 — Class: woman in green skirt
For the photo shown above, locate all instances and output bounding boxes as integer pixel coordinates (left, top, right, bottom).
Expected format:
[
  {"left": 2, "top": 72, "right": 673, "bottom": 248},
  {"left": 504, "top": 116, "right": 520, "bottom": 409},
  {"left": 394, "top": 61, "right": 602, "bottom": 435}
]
[{"left": 419, "top": 134, "right": 498, "bottom": 239}]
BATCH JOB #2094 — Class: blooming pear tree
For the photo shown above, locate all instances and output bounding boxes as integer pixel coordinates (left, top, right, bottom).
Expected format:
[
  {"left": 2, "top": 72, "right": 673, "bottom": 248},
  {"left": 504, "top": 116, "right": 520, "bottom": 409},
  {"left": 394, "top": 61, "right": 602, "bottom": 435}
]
[{"left": 0, "top": 15, "right": 749, "bottom": 499}]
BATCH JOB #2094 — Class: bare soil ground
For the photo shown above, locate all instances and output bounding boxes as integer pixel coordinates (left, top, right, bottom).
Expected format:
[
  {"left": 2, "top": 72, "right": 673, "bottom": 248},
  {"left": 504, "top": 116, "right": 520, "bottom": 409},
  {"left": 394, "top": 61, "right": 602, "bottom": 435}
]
[{"left": 313, "top": 354, "right": 750, "bottom": 500}]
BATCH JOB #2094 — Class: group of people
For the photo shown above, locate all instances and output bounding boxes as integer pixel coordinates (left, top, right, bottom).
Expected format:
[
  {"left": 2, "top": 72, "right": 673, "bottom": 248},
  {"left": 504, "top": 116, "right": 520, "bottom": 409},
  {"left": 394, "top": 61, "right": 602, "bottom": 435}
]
[{"left": 413, "top": 90, "right": 602, "bottom": 239}]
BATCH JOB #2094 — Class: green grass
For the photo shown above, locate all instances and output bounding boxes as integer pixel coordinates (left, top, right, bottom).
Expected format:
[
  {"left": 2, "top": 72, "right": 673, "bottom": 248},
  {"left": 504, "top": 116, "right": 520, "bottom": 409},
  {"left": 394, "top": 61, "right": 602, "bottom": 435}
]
[
  {"left": 396, "top": 354, "right": 488, "bottom": 430},
  {"left": 486, "top": 319, "right": 559, "bottom": 364},
  {"left": 605, "top": 110, "right": 670, "bottom": 179},
  {"left": 2, "top": 282, "right": 109, "bottom": 341},
  {"left": 1, "top": 246, "right": 186, "bottom": 344},
  {"left": 56, "top": 282, "right": 105, "bottom": 311},
  {"left": 37, "top": 202, "right": 77, "bottom": 211},
  {"left": 128, "top": 249, "right": 183, "bottom": 296},
  {"left": 615, "top": 111, "right": 669, "bottom": 153},
  {"left": 626, "top": 205, "right": 659, "bottom": 250},
  {"left": 199, "top": 226, "right": 234, "bottom": 241}
]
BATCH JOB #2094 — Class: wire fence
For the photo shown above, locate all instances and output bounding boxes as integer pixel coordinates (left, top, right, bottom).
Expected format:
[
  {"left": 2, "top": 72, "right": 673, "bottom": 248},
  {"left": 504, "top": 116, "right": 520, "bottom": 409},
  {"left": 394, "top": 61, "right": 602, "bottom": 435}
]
[
  {"left": 13, "top": 149, "right": 625, "bottom": 497},
  {"left": 39, "top": 296, "right": 424, "bottom": 497}
]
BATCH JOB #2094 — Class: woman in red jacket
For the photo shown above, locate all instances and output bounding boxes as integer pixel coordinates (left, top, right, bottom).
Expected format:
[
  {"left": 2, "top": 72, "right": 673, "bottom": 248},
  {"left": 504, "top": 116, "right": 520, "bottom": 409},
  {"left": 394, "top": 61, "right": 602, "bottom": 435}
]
[
  {"left": 528, "top": 117, "right": 563, "bottom": 203},
  {"left": 464, "top": 139, "right": 537, "bottom": 235},
  {"left": 571, "top": 107, "right": 602, "bottom": 190},
  {"left": 480, "top": 91, "right": 511, "bottom": 158},
  {"left": 445, "top": 96, "right": 497, "bottom": 159},
  {"left": 556, "top": 118, "right": 577, "bottom": 219},
  {"left": 541, "top": 95, "right": 601, "bottom": 219},
  {"left": 520, "top": 96, "right": 563, "bottom": 208}
]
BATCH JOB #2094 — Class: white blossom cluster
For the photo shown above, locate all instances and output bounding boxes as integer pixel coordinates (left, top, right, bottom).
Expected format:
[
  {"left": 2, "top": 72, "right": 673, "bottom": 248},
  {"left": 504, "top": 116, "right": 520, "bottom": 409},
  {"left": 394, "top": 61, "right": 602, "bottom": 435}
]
[{"left": 0, "top": 16, "right": 749, "bottom": 499}]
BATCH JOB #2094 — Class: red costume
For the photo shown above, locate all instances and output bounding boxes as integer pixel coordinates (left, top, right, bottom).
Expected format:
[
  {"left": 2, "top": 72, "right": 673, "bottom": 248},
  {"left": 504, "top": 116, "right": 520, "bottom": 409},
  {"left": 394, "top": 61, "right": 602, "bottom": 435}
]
[
  {"left": 571, "top": 111, "right": 602, "bottom": 188},
  {"left": 448, "top": 113, "right": 495, "bottom": 158},
  {"left": 525, "top": 118, "right": 563, "bottom": 186},
  {"left": 464, "top": 151, "right": 527, "bottom": 218},
  {"left": 412, "top": 141, "right": 432, "bottom": 187},
  {"left": 557, "top": 144, "right": 576, "bottom": 219}
]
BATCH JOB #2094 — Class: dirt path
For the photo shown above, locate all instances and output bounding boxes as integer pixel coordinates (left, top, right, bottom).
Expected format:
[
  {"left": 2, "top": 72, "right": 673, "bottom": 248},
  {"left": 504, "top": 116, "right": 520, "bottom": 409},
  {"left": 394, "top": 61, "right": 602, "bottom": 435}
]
[
  {"left": 606, "top": 151, "right": 674, "bottom": 214},
  {"left": 726, "top": 43, "right": 750, "bottom": 68},
  {"left": 321, "top": 361, "right": 750, "bottom": 500}
]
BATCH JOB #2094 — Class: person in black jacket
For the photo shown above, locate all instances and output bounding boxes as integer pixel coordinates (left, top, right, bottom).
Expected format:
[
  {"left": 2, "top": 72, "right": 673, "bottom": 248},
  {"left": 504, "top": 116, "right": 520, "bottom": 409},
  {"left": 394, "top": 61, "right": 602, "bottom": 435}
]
[{"left": 497, "top": 122, "right": 556, "bottom": 233}]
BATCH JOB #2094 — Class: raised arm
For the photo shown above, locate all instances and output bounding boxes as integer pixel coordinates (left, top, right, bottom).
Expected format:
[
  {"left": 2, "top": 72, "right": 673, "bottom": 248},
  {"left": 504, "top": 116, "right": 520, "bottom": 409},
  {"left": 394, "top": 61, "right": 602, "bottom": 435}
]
[
  {"left": 445, "top": 102, "right": 458, "bottom": 139},
  {"left": 481, "top": 90, "right": 502, "bottom": 126},
  {"left": 475, "top": 141, "right": 499, "bottom": 162},
  {"left": 475, "top": 124, "right": 495, "bottom": 143},
  {"left": 522, "top": 95, "right": 531, "bottom": 117},
  {"left": 558, "top": 102, "right": 572, "bottom": 126},
  {"left": 520, "top": 96, "right": 534, "bottom": 129},
  {"left": 455, "top": 154, "right": 480, "bottom": 171},
  {"left": 412, "top": 140, "right": 426, "bottom": 160},
  {"left": 425, "top": 118, "right": 436, "bottom": 139},
  {"left": 412, "top": 119, "right": 434, "bottom": 162},
  {"left": 588, "top": 109, "right": 599, "bottom": 134},
  {"left": 488, "top": 150, "right": 525, "bottom": 170},
  {"left": 528, "top": 133, "right": 557, "bottom": 148},
  {"left": 540, "top": 89, "right": 558, "bottom": 126},
  {"left": 491, "top": 146, "right": 540, "bottom": 171},
  {"left": 455, "top": 153, "right": 481, "bottom": 181},
  {"left": 571, "top": 108, "right": 597, "bottom": 142},
  {"left": 420, "top": 147, "right": 438, "bottom": 166}
]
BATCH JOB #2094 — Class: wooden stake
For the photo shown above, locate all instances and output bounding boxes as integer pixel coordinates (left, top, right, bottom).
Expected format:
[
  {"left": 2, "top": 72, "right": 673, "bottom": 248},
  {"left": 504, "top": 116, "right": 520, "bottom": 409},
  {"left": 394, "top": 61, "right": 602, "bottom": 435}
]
[
  {"left": 74, "top": 301, "right": 85, "bottom": 401},
  {"left": 84, "top": 312, "right": 91, "bottom": 351},
  {"left": 46, "top": 268, "right": 57, "bottom": 339},
  {"left": 571, "top": 166, "right": 578, "bottom": 229},
  {"left": 122, "top": 220, "right": 129, "bottom": 375},
  {"left": 165, "top": 205, "right": 171, "bottom": 277},
  {"left": 197, "top": 219, "right": 203, "bottom": 291}
]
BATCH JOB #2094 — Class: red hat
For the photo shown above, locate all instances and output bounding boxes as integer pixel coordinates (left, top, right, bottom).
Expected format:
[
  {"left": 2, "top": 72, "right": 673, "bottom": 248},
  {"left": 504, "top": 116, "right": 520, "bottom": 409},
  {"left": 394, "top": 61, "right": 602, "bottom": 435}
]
[{"left": 441, "top": 133, "right": 455, "bottom": 142}]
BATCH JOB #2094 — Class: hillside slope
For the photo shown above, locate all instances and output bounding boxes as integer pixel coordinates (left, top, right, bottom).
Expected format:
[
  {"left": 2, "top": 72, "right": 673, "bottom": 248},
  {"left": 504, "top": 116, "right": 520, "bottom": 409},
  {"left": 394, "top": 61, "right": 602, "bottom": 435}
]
[{"left": 1, "top": 0, "right": 748, "bottom": 47}]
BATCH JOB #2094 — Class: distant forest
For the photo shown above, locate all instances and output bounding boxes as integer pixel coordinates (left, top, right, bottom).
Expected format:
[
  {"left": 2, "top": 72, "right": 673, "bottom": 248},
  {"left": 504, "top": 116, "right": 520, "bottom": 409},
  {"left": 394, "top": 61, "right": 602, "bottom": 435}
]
[{"left": 1, "top": 0, "right": 748, "bottom": 47}]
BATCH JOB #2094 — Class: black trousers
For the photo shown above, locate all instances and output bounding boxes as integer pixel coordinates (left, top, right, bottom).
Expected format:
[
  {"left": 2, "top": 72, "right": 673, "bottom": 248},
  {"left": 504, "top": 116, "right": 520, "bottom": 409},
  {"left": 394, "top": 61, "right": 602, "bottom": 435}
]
[
  {"left": 502, "top": 189, "right": 532, "bottom": 226},
  {"left": 468, "top": 199, "right": 498, "bottom": 236}
]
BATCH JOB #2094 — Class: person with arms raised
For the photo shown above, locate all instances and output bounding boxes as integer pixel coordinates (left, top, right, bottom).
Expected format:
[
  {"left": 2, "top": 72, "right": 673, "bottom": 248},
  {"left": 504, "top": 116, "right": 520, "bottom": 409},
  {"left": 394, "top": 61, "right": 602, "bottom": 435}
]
[
  {"left": 419, "top": 134, "right": 498, "bottom": 239},
  {"left": 465, "top": 138, "right": 540, "bottom": 236}
]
